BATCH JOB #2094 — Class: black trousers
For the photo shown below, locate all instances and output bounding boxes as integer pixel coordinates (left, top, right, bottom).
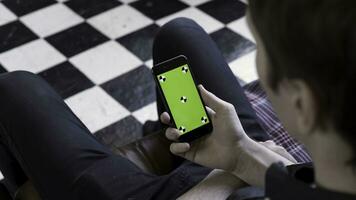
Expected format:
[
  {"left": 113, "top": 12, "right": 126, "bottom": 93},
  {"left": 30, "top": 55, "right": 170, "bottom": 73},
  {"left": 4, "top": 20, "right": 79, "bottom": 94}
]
[{"left": 0, "top": 18, "right": 268, "bottom": 200}]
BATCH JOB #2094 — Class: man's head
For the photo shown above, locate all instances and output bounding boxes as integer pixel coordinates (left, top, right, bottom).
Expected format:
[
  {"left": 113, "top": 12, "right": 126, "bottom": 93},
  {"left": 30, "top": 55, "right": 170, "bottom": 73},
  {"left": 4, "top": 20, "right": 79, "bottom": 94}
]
[{"left": 247, "top": 0, "right": 356, "bottom": 165}]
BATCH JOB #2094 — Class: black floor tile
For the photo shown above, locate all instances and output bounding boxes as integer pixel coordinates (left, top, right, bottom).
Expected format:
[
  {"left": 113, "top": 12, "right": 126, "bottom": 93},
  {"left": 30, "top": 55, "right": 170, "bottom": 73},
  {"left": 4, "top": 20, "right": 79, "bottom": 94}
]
[
  {"left": 210, "top": 27, "right": 255, "bottom": 63},
  {"left": 65, "top": 0, "right": 122, "bottom": 18},
  {"left": 45, "top": 23, "right": 109, "bottom": 57},
  {"left": 198, "top": 0, "right": 246, "bottom": 24},
  {"left": 236, "top": 76, "right": 246, "bottom": 86},
  {"left": 101, "top": 65, "right": 156, "bottom": 112},
  {"left": 95, "top": 116, "right": 143, "bottom": 148},
  {"left": 0, "top": 21, "right": 38, "bottom": 53},
  {"left": 39, "top": 61, "right": 95, "bottom": 99},
  {"left": 0, "top": 64, "right": 7, "bottom": 74},
  {"left": 117, "top": 24, "right": 160, "bottom": 61},
  {"left": 130, "top": 0, "right": 188, "bottom": 20},
  {"left": 0, "top": 0, "right": 255, "bottom": 149},
  {"left": 2, "top": 0, "right": 56, "bottom": 16}
]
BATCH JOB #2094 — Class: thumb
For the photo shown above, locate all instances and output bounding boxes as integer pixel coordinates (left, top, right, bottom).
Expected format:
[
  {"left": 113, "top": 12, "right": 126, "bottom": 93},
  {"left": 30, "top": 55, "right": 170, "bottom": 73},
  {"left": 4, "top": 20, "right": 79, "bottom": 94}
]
[{"left": 198, "top": 85, "right": 227, "bottom": 112}]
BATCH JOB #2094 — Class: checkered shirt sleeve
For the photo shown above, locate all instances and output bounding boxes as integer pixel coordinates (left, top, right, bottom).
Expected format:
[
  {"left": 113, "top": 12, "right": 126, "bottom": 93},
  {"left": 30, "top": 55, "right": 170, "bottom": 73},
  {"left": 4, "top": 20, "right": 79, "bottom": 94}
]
[{"left": 244, "top": 81, "right": 312, "bottom": 163}]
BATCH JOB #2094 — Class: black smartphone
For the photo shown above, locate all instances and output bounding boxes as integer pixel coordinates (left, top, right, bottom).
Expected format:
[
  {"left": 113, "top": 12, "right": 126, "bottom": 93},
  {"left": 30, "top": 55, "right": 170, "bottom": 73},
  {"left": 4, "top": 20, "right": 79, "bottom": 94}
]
[{"left": 152, "top": 55, "right": 213, "bottom": 142}]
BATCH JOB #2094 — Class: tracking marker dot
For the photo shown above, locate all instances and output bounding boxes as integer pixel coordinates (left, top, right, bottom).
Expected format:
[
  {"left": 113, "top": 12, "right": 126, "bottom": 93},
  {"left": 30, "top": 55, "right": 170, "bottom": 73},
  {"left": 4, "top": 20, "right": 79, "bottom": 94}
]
[
  {"left": 182, "top": 66, "right": 189, "bottom": 73},
  {"left": 180, "top": 96, "right": 187, "bottom": 103},
  {"left": 201, "top": 116, "right": 208, "bottom": 123},
  {"left": 159, "top": 75, "right": 166, "bottom": 82},
  {"left": 179, "top": 126, "right": 186, "bottom": 133}
]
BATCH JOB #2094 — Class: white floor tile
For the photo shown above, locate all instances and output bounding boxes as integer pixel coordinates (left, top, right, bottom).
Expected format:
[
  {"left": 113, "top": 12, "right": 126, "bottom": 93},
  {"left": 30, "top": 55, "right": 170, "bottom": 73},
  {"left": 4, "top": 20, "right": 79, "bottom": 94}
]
[
  {"left": 145, "top": 59, "right": 153, "bottom": 69},
  {"left": 119, "top": 0, "right": 138, "bottom": 3},
  {"left": 229, "top": 50, "right": 258, "bottom": 83},
  {"left": 239, "top": 0, "right": 248, "bottom": 4},
  {"left": 70, "top": 41, "right": 142, "bottom": 84},
  {"left": 132, "top": 102, "right": 158, "bottom": 124},
  {"left": 156, "top": 7, "right": 224, "bottom": 33},
  {"left": 227, "top": 16, "right": 255, "bottom": 43},
  {"left": 0, "top": 39, "right": 66, "bottom": 73},
  {"left": 88, "top": 5, "right": 153, "bottom": 39},
  {"left": 65, "top": 86, "right": 130, "bottom": 133},
  {"left": 179, "top": 0, "right": 210, "bottom": 6},
  {"left": 0, "top": 3, "right": 17, "bottom": 26},
  {"left": 20, "top": 4, "right": 83, "bottom": 37}
]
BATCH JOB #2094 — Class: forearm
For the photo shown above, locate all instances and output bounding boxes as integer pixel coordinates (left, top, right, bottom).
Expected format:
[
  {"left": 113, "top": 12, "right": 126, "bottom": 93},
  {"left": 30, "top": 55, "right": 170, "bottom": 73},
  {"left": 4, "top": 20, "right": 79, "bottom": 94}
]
[
  {"left": 232, "top": 137, "right": 295, "bottom": 187},
  {"left": 177, "top": 169, "right": 247, "bottom": 200}
]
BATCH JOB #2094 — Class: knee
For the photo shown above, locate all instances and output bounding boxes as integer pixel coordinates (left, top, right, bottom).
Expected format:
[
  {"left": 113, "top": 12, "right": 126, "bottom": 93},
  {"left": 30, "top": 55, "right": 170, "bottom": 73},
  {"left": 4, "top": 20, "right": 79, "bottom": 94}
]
[
  {"left": 153, "top": 17, "right": 203, "bottom": 54},
  {"left": 162, "top": 17, "right": 199, "bottom": 29},
  {"left": 0, "top": 70, "right": 38, "bottom": 82},
  {"left": 156, "top": 17, "right": 201, "bottom": 38},
  {"left": 0, "top": 71, "right": 42, "bottom": 89},
  {"left": 0, "top": 71, "right": 53, "bottom": 102}
]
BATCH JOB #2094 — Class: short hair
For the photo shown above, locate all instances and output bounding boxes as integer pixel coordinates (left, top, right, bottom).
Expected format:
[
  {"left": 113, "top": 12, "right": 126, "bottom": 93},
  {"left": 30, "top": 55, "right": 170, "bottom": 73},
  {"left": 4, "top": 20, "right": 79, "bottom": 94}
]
[{"left": 249, "top": 0, "right": 356, "bottom": 166}]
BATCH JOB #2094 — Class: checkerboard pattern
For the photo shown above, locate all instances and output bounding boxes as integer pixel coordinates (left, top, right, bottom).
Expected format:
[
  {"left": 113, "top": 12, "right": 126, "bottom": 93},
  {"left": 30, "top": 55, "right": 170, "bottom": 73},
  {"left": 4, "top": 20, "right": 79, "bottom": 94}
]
[{"left": 0, "top": 0, "right": 258, "bottom": 150}]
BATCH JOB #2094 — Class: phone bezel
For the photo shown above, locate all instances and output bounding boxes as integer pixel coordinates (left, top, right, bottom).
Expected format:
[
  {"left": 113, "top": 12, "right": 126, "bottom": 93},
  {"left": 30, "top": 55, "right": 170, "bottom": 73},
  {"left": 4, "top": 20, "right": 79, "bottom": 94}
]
[{"left": 152, "top": 55, "right": 213, "bottom": 143}]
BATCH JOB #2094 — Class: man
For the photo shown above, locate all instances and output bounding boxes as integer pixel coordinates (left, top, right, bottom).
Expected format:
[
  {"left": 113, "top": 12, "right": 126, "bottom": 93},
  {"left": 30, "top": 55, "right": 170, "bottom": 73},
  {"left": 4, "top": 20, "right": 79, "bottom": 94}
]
[
  {"left": 161, "top": 0, "right": 356, "bottom": 199},
  {"left": 0, "top": 1, "right": 355, "bottom": 200}
]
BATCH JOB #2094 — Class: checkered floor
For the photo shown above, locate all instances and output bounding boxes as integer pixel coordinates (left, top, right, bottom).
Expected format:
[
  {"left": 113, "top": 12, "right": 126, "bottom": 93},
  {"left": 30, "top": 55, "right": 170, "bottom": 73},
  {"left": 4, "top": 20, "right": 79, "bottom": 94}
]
[{"left": 0, "top": 0, "right": 257, "bottom": 151}]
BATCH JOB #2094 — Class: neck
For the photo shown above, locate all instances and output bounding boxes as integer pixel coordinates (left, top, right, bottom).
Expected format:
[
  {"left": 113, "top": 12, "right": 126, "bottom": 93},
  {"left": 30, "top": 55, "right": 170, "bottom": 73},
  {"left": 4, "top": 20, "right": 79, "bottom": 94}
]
[{"left": 306, "top": 130, "right": 356, "bottom": 195}]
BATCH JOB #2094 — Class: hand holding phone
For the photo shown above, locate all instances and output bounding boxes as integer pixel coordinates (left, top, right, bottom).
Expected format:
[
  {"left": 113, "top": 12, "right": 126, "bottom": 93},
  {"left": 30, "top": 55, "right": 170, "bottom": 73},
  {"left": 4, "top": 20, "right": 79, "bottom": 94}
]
[
  {"left": 153, "top": 54, "right": 248, "bottom": 170},
  {"left": 153, "top": 55, "right": 213, "bottom": 142},
  {"left": 161, "top": 85, "right": 296, "bottom": 187},
  {"left": 160, "top": 84, "right": 249, "bottom": 172}
]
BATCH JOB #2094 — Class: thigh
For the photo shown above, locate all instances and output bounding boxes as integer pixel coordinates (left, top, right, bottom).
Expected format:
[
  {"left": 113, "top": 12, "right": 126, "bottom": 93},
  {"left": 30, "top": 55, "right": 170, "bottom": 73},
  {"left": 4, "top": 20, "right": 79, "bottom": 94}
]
[
  {"left": 0, "top": 142, "right": 27, "bottom": 195},
  {"left": 0, "top": 72, "right": 140, "bottom": 199},
  {"left": 73, "top": 158, "right": 210, "bottom": 200},
  {"left": 153, "top": 18, "right": 269, "bottom": 141},
  {"left": 0, "top": 71, "right": 209, "bottom": 200}
]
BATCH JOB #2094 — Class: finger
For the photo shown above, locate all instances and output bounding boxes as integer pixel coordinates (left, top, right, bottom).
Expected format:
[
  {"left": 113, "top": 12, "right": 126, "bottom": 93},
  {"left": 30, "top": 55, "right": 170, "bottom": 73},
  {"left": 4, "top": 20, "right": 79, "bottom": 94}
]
[
  {"left": 259, "top": 140, "right": 276, "bottom": 147},
  {"left": 160, "top": 112, "right": 171, "bottom": 125},
  {"left": 205, "top": 106, "right": 216, "bottom": 118},
  {"left": 273, "top": 147, "right": 297, "bottom": 163},
  {"left": 170, "top": 143, "right": 190, "bottom": 154},
  {"left": 198, "top": 85, "right": 228, "bottom": 111},
  {"left": 165, "top": 128, "right": 180, "bottom": 141},
  {"left": 260, "top": 141, "right": 297, "bottom": 163}
]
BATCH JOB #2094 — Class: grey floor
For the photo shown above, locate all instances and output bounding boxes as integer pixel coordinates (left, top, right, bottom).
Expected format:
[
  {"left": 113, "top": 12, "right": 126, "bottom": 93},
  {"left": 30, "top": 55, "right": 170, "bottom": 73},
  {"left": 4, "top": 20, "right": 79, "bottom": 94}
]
[{"left": 0, "top": 0, "right": 258, "bottom": 179}]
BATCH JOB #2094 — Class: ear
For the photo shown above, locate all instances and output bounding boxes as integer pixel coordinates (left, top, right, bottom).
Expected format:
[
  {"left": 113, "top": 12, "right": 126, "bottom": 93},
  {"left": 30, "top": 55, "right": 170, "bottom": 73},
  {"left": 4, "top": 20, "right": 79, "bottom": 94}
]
[{"left": 285, "top": 80, "right": 317, "bottom": 136}]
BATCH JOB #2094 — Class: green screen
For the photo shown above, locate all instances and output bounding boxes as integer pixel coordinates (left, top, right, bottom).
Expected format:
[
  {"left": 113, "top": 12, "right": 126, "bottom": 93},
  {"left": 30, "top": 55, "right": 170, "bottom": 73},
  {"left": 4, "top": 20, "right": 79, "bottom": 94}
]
[{"left": 157, "top": 64, "right": 210, "bottom": 135}]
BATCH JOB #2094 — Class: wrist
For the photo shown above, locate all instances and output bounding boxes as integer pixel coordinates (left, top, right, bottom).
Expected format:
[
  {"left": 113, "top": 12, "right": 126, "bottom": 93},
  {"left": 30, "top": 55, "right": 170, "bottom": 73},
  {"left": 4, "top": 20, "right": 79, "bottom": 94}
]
[
  {"left": 231, "top": 136, "right": 293, "bottom": 187},
  {"left": 231, "top": 137, "right": 268, "bottom": 177}
]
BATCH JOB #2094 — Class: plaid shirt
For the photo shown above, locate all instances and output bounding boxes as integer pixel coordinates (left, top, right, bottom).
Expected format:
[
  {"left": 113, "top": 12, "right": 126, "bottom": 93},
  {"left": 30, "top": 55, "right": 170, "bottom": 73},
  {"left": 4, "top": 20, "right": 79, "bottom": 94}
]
[{"left": 243, "top": 81, "right": 312, "bottom": 163}]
